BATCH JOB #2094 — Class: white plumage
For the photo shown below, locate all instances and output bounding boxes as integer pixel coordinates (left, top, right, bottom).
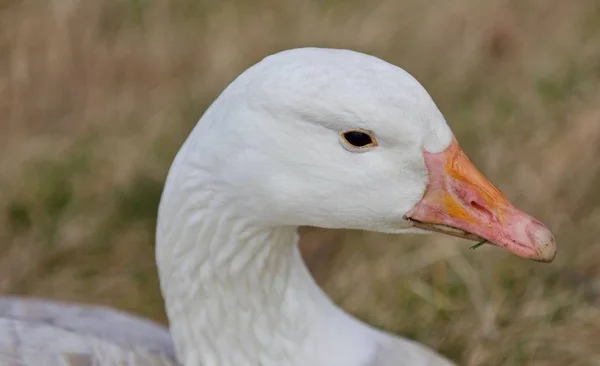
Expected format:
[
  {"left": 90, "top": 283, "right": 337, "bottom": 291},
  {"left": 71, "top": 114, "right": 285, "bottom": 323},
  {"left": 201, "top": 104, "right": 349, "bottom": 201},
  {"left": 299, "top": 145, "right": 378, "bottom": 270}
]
[{"left": 1, "top": 48, "right": 555, "bottom": 366}]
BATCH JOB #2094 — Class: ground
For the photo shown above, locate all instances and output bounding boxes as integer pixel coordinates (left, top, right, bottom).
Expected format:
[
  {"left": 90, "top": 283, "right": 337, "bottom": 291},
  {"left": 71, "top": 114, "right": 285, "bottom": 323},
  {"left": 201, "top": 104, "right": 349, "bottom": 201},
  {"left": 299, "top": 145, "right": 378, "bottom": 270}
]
[{"left": 1, "top": 0, "right": 600, "bottom": 365}]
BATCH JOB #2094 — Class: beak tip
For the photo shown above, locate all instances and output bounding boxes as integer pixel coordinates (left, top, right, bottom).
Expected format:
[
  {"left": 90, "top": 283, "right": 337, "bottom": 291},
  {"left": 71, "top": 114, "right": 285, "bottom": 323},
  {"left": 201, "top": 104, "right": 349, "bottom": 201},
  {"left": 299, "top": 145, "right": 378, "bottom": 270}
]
[{"left": 530, "top": 224, "right": 557, "bottom": 263}]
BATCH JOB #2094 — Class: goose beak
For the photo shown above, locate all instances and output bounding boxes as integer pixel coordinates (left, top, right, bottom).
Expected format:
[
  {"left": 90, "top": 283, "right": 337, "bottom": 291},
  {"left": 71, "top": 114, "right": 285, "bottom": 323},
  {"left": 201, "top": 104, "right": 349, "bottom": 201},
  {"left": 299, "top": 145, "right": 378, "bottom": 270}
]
[{"left": 405, "top": 138, "right": 556, "bottom": 263}]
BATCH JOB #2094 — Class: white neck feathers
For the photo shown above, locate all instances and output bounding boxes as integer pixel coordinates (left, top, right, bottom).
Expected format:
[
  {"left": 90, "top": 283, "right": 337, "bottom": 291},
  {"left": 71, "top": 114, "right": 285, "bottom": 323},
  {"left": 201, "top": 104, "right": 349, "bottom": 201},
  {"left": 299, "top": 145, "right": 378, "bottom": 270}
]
[{"left": 156, "top": 156, "right": 380, "bottom": 366}]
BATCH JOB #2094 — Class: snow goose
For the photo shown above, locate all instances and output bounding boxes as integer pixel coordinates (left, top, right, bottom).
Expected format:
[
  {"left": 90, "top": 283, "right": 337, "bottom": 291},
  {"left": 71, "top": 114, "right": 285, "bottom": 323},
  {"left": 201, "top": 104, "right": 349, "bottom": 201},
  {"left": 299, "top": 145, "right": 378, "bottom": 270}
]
[{"left": 0, "top": 48, "right": 556, "bottom": 366}]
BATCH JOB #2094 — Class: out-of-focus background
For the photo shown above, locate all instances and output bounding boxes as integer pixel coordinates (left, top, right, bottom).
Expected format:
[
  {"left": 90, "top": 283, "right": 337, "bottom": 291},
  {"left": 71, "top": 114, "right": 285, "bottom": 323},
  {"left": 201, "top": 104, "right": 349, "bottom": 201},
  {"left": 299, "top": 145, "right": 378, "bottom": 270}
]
[{"left": 1, "top": 0, "right": 599, "bottom": 364}]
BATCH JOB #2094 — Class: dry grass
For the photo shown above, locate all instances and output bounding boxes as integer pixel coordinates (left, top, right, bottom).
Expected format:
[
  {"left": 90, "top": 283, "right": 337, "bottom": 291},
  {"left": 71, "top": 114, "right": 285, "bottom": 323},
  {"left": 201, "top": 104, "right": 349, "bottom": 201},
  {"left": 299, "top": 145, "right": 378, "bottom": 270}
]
[{"left": 1, "top": 0, "right": 600, "bottom": 364}]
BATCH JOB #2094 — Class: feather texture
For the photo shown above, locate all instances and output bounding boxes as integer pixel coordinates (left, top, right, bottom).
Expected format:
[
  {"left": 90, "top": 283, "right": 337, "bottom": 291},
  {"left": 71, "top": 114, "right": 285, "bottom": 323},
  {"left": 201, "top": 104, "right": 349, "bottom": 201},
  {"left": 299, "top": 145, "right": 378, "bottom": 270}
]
[{"left": 0, "top": 297, "right": 178, "bottom": 366}]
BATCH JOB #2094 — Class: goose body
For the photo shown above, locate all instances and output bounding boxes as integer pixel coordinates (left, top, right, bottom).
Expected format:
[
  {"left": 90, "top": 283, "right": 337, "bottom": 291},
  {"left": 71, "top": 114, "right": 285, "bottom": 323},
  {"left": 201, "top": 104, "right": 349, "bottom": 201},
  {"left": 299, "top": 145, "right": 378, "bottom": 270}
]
[
  {"left": 0, "top": 48, "right": 556, "bottom": 366},
  {"left": 0, "top": 296, "right": 176, "bottom": 365}
]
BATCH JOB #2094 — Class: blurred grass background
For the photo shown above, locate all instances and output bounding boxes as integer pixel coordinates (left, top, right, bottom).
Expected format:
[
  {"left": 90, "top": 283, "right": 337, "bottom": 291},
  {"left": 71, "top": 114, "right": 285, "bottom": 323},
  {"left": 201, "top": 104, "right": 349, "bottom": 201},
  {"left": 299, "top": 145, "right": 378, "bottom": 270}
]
[{"left": 1, "top": 0, "right": 600, "bottom": 364}]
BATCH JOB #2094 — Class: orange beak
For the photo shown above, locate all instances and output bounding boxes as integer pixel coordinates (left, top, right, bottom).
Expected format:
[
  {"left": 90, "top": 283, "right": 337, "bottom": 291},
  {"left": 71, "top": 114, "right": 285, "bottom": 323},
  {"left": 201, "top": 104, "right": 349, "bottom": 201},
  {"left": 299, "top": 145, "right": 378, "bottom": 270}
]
[{"left": 405, "top": 138, "right": 556, "bottom": 262}]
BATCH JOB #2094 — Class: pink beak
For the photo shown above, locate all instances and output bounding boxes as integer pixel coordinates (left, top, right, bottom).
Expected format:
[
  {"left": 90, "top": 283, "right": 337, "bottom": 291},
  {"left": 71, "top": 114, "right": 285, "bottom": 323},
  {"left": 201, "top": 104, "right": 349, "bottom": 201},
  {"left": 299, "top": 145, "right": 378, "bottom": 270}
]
[{"left": 405, "top": 137, "right": 556, "bottom": 262}]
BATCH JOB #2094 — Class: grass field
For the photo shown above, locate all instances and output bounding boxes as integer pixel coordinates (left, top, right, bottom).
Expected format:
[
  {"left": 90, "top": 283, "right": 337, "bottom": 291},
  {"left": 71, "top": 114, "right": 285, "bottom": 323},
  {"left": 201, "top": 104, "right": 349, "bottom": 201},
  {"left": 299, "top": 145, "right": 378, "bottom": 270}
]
[{"left": 1, "top": 0, "right": 600, "bottom": 364}]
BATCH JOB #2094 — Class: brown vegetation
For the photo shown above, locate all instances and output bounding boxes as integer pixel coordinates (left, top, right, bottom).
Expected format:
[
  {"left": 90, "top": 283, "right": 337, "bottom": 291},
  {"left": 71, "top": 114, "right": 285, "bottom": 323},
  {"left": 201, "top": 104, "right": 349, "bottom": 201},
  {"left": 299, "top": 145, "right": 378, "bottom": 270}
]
[{"left": 1, "top": 0, "right": 599, "bottom": 364}]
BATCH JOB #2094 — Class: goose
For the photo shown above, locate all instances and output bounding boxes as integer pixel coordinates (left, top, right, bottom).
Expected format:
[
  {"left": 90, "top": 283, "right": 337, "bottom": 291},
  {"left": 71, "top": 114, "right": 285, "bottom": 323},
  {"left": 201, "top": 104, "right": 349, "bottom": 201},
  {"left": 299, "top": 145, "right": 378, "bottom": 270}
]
[{"left": 0, "top": 47, "right": 556, "bottom": 366}]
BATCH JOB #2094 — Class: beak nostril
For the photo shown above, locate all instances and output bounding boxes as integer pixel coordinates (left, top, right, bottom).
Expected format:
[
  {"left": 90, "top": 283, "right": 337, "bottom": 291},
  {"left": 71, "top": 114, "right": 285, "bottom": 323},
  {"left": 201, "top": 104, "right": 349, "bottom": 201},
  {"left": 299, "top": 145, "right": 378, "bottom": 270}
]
[{"left": 470, "top": 200, "right": 494, "bottom": 222}]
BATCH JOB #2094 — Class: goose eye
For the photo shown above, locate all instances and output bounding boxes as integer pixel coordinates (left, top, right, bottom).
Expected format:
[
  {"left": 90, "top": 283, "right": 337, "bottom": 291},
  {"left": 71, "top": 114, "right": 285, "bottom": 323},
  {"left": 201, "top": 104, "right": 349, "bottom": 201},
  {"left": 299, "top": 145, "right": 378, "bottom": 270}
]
[{"left": 340, "top": 129, "right": 378, "bottom": 151}]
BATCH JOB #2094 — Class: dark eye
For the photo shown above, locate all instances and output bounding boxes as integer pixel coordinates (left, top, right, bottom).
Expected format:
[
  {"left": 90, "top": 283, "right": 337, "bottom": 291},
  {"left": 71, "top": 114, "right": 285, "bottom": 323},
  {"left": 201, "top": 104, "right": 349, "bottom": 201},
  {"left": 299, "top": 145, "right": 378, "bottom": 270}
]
[{"left": 340, "top": 129, "right": 378, "bottom": 150}]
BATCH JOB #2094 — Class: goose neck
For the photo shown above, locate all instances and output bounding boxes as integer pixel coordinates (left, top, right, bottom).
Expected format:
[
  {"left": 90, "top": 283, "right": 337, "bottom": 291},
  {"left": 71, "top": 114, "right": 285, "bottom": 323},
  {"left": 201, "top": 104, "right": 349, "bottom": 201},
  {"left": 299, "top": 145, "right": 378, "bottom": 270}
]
[{"left": 156, "top": 185, "right": 378, "bottom": 366}]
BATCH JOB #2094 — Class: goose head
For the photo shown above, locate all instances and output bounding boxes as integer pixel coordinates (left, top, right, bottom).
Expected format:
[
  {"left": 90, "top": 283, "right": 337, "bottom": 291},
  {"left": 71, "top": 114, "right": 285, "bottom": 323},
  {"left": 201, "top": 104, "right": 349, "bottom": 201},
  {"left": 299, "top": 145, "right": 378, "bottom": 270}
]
[{"left": 191, "top": 47, "right": 556, "bottom": 262}]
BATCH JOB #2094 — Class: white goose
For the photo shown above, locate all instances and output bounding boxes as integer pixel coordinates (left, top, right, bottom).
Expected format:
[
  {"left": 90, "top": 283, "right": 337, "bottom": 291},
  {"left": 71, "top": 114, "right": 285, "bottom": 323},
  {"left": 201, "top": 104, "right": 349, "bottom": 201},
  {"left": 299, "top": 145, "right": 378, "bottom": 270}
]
[{"left": 0, "top": 48, "right": 556, "bottom": 366}]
